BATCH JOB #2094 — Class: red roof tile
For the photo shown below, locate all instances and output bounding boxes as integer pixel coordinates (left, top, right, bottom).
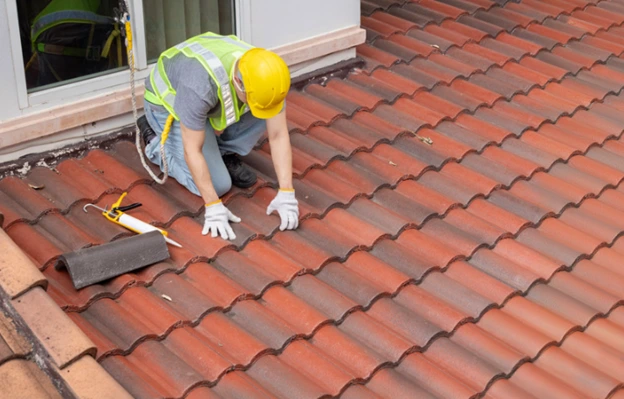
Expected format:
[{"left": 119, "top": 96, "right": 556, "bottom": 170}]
[{"left": 2, "top": 0, "right": 624, "bottom": 397}]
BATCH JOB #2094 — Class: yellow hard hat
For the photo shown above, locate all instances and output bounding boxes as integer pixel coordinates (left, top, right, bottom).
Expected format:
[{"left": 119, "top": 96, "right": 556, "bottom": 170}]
[{"left": 238, "top": 48, "right": 291, "bottom": 119}]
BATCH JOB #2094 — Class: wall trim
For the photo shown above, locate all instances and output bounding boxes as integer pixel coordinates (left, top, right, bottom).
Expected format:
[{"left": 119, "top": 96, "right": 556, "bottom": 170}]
[
  {"left": 0, "top": 86, "right": 145, "bottom": 151},
  {"left": 274, "top": 26, "right": 365, "bottom": 66},
  {"left": 0, "top": 25, "right": 364, "bottom": 154}
]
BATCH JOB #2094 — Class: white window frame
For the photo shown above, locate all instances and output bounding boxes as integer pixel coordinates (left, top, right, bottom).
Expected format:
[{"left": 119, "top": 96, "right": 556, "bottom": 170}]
[
  {"left": 5, "top": 0, "right": 242, "bottom": 113},
  {"left": 235, "top": 0, "right": 251, "bottom": 43},
  {"left": 29, "top": 0, "right": 150, "bottom": 108},
  {"left": 5, "top": 0, "right": 29, "bottom": 110}
]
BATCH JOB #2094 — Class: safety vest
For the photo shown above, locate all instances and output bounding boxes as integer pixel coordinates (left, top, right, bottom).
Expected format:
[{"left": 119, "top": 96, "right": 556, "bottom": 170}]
[{"left": 144, "top": 33, "right": 253, "bottom": 131}]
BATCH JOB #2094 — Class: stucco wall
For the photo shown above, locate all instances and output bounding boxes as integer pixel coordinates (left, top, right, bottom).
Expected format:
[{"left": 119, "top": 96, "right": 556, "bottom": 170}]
[{"left": 243, "top": 0, "right": 360, "bottom": 48}]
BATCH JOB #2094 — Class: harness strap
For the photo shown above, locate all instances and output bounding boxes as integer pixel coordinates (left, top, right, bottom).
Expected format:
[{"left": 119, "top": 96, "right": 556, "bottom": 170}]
[
  {"left": 144, "top": 89, "right": 161, "bottom": 105},
  {"left": 36, "top": 43, "right": 90, "bottom": 58},
  {"left": 31, "top": 10, "right": 114, "bottom": 44}
]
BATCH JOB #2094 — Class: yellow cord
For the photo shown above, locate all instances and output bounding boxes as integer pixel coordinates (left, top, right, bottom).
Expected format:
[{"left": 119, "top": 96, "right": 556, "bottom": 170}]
[
  {"left": 162, "top": 114, "right": 174, "bottom": 145},
  {"left": 125, "top": 21, "right": 133, "bottom": 51}
]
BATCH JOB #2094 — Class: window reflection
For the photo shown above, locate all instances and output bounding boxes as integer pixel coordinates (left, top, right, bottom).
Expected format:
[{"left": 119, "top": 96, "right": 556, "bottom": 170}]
[
  {"left": 18, "top": 0, "right": 127, "bottom": 91},
  {"left": 16, "top": 0, "right": 236, "bottom": 92}
]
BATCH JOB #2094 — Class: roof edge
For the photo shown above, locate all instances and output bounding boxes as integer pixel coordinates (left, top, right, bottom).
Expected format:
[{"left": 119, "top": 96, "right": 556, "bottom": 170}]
[{"left": 0, "top": 230, "right": 132, "bottom": 398}]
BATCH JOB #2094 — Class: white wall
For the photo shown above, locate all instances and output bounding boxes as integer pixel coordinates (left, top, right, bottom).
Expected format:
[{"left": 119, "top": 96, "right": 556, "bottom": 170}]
[{"left": 243, "top": 0, "right": 360, "bottom": 49}]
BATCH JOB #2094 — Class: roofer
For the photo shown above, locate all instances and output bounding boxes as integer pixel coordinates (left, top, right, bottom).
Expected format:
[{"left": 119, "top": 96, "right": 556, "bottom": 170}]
[{"left": 138, "top": 32, "right": 299, "bottom": 241}]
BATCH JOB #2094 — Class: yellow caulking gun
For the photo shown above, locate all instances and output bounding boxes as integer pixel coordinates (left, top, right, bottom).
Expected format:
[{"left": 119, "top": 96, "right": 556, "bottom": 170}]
[{"left": 83, "top": 192, "right": 182, "bottom": 248}]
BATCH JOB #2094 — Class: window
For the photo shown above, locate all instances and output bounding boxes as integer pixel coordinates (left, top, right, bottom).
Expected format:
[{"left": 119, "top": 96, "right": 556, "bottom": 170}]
[
  {"left": 15, "top": 0, "right": 235, "bottom": 93},
  {"left": 143, "top": 0, "right": 235, "bottom": 63},
  {"left": 17, "top": 0, "right": 127, "bottom": 92}
]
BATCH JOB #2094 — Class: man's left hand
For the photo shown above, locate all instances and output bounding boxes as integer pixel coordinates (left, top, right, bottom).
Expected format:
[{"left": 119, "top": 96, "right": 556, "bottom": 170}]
[{"left": 267, "top": 189, "right": 299, "bottom": 231}]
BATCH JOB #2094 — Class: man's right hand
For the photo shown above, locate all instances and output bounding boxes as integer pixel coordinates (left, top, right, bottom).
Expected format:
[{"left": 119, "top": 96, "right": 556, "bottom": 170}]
[{"left": 202, "top": 201, "right": 241, "bottom": 240}]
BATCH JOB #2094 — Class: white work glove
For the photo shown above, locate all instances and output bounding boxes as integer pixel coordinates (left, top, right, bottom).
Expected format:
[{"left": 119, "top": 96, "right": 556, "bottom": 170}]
[
  {"left": 202, "top": 200, "right": 241, "bottom": 240},
  {"left": 266, "top": 189, "right": 300, "bottom": 231}
]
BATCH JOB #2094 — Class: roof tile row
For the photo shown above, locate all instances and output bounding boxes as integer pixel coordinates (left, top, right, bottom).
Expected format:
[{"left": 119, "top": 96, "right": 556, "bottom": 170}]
[{"left": 2, "top": 0, "right": 624, "bottom": 397}]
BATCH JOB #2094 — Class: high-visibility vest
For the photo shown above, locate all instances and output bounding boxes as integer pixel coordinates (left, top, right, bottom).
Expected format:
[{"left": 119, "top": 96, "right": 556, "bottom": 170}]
[{"left": 144, "top": 33, "right": 253, "bottom": 131}]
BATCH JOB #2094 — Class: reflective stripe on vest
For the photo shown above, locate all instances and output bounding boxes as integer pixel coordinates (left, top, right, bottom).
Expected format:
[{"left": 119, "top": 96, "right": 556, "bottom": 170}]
[
  {"left": 151, "top": 69, "right": 176, "bottom": 110},
  {"left": 185, "top": 42, "right": 236, "bottom": 126}
]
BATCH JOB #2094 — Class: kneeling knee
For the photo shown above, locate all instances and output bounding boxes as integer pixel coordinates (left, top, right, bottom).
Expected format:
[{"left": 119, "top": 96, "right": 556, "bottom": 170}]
[{"left": 214, "top": 176, "right": 232, "bottom": 197}]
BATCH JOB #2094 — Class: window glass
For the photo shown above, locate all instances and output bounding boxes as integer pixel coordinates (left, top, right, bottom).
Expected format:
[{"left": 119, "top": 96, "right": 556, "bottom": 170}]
[
  {"left": 142, "top": 0, "right": 235, "bottom": 63},
  {"left": 18, "top": 0, "right": 127, "bottom": 92}
]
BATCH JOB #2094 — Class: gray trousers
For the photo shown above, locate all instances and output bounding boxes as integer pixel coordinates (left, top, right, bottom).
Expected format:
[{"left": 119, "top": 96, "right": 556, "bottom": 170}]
[{"left": 144, "top": 101, "right": 266, "bottom": 197}]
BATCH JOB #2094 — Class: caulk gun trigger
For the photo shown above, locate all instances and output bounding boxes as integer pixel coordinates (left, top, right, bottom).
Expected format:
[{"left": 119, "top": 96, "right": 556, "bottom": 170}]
[{"left": 115, "top": 203, "right": 142, "bottom": 212}]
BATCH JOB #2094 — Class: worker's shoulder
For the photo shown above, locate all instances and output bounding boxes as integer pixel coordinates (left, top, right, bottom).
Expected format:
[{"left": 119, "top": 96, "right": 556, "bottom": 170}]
[
  {"left": 166, "top": 53, "right": 211, "bottom": 78},
  {"left": 165, "top": 54, "right": 218, "bottom": 100},
  {"left": 167, "top": 52, "right": 204, "bottom": 67}
]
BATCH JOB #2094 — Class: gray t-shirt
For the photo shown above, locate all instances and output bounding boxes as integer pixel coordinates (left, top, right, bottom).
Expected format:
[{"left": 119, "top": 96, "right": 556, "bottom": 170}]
[{"left": 145, "top": 53, "right": 221, "bottom": 131}]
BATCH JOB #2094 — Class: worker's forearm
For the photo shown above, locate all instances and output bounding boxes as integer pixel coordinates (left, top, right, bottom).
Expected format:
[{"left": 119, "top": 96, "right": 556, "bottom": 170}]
[
  {"left": 268, "top": 131, "right": 293, "bottom": 190},
  {"left": 184, "top": 150, "right": 220, "bottom": 203},
  {"left": 180, "top": 123, "right": 220, "bottom": 204}
]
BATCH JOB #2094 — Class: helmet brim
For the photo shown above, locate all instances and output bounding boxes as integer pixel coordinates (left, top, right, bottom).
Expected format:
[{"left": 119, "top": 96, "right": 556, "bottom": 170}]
[{"left": 248, "top": 100, "right": 285, "bottom": 120}]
